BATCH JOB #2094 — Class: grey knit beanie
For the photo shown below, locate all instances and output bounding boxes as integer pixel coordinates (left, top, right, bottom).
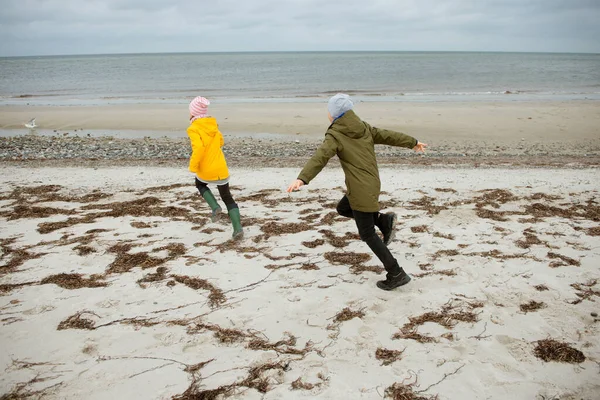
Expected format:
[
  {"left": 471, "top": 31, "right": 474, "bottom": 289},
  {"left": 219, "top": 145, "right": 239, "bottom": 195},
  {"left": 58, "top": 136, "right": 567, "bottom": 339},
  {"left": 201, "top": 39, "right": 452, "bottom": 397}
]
[{"left": 327, "top": 93, "right": 354, "bottom": 119}]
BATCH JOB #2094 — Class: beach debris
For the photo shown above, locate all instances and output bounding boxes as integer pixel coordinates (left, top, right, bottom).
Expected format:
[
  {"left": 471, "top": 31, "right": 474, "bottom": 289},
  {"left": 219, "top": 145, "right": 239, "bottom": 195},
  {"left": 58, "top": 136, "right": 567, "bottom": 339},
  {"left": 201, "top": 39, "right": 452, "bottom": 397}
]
[
  {"left": 591, "top": 312, "right": 598, "bottom": 317},
  {"left": 24, "top": 118, "right": 37, "bottom": 129},
  {"left": 57, "top": 311, "right": 99, "bottom": 330},
  {"left": 519, "top": 300, "right": 546, "bottom": 313},
  {"left": 375, "top": 347, "right": 405, "bottom": 366},
  {"left": 324, "top": 251, "right": 371, "bottom": 266},
  {"left": 533, "top": 284, "right": 549, "bottom": 291},
  {"left": 384, "top": 381, "right": 437, "bottom": 400},
  {"left": 533, "top": 339, "right": 585, "bottom": 363},
  {"left": 569, "top": 279, "right": 600, "bottom": 304},
  {"left": 40, "top": 273, "right": 107, "bottom": 289},
  {"left": 411, "top": 225, "right": 429, "bottom": 233},
  {"left": 393, "top": 300, "right": 481, "bottom": 343}
]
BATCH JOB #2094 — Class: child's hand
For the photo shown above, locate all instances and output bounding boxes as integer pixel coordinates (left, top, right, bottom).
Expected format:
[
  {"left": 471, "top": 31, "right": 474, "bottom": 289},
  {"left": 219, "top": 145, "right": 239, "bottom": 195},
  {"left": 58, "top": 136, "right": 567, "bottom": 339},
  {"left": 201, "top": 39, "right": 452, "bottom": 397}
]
[
  {"left": 413, "top": 141, "right": 428, "bottom": 153},
  {"left": 287, "top": 179, "right": 305, "bottom": 193}
]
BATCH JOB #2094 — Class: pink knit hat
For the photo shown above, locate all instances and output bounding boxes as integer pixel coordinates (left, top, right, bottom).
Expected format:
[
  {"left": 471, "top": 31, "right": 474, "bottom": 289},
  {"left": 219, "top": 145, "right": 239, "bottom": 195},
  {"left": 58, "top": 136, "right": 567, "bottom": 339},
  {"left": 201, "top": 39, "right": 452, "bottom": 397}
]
[{"left": 189, "top": 96, "right": 210, "bottom": 119}]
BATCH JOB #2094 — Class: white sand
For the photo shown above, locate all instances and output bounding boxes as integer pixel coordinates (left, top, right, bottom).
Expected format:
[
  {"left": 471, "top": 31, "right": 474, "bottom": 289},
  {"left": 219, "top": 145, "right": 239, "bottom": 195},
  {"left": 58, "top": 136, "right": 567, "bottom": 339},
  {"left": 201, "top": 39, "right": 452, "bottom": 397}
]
[{"left": 0, "top": 166, "right": 599, "bottom": 399}]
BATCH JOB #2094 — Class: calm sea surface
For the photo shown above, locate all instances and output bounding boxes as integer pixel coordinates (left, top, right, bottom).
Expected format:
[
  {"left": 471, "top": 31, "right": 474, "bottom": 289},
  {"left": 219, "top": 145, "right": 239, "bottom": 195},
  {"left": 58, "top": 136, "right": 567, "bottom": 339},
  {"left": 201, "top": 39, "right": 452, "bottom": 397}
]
[{"left": 1, "top": 52, "right": 599, "bottom": 105}]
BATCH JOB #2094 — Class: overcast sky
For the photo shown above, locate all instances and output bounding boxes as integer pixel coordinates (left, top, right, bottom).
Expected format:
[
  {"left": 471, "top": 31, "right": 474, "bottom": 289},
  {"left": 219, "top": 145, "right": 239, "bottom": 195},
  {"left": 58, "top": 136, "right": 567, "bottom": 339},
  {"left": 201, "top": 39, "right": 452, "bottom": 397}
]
[{"left": 1, "top": 0, "right": 599, "bottom": 56}]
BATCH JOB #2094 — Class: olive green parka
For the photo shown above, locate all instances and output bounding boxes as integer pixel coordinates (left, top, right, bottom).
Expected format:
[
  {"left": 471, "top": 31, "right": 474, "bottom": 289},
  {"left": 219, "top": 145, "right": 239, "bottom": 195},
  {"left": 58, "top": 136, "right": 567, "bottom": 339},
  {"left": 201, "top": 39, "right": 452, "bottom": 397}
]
[{"left": 297, "top": 110, "right": 417, "bottom": 212}]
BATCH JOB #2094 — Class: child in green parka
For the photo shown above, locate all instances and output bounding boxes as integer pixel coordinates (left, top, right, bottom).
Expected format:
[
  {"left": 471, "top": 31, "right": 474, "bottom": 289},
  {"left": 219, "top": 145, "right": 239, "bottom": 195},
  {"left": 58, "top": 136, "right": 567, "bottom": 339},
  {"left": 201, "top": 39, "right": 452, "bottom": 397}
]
[{"left": 287, "top": 94, "right": 427, "bottom": 291}]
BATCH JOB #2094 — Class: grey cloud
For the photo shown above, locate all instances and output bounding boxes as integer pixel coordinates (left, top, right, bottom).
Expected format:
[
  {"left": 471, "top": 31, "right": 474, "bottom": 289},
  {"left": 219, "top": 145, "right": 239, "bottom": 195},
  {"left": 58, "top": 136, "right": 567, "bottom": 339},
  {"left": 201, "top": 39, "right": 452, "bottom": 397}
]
[{"left": 0, "top": 0, "right": 598, "bottom": 56}]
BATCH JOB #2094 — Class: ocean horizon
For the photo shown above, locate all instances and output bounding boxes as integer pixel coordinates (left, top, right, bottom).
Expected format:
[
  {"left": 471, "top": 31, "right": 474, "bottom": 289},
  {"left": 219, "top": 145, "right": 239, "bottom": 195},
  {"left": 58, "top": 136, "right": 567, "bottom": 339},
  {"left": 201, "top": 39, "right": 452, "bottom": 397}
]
[
  {"left": 1, "top": 51, "right": 599, "bottom": 105},
  {"left": 3, "top": 50, "right": 600, "bottom": 59}
]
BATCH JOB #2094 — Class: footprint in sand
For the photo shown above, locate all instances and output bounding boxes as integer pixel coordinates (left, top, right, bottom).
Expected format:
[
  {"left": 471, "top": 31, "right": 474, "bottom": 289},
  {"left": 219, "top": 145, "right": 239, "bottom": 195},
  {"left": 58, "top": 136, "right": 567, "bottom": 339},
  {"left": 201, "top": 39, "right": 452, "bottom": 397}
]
[
  {"left": 495, "top": 334, "right": 537, "bottom": 363},
  {"left": 23, "top": 304, "right": 56, "bottom": 315}
]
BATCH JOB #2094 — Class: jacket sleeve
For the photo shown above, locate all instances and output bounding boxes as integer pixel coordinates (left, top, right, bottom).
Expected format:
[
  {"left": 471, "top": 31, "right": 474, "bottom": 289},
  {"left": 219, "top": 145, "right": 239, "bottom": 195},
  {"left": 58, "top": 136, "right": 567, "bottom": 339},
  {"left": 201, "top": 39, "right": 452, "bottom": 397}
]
[
  {"left": 187, "top": 127, "right": 205, "bottom": 171},
  {"left": 297, "top": 134, "right": 340, "bottom": 184},
  {"left": 367, "top": 122, "right": 418, "bottom": 149}
]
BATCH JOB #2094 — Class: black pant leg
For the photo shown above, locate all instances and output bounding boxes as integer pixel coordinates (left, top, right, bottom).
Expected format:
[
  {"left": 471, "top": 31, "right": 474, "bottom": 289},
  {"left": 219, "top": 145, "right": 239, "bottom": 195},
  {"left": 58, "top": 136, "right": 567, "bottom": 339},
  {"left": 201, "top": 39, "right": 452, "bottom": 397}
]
[
  {"left": 336, "top": 195, "right": 354, "bottom": 219},
  {"left": 217, "top": 183, "right": 238, "bottom": 210},
  {"left": 353, "top": 209, "right": 400, "bottom": 277},
  {"left": 195, "top": 178, "right": 209, "bottom": 195}
]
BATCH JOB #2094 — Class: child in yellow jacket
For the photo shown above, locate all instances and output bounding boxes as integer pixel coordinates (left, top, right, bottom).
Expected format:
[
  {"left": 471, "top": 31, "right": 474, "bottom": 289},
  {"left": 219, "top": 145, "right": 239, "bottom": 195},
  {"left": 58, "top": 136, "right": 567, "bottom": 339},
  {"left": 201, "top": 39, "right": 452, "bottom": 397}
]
[{"left": 187, "top": 96, "right": 243, "bottom": 239}]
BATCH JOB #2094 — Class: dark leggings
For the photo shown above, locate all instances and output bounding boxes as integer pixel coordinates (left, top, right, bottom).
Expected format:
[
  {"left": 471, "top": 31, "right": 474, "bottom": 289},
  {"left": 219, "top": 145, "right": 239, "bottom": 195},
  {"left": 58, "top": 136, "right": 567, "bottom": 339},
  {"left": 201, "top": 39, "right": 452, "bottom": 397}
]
[
  {"left": 336, "top": 195, "right": 400, "bottom": 278},
  {"left": 195, "top": 178, "right": 238, "bottom": 210}
]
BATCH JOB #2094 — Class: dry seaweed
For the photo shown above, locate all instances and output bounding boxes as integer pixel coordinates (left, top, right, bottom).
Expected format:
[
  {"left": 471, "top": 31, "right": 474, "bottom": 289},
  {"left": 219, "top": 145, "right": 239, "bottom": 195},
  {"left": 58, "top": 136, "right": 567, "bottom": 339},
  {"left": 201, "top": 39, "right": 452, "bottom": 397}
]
[
  {"left": 411, "top": 225, "right": 429, "bottom": 233},
  {"left": 475, "top": 189, "right": 518, "bottom": 207},
  {"left": 299, "top": 263, "right": 320, "bottom": 270},
  {"left": 375, "top": 347, "right": 404, "bottom": 366},
  {"left": 547, "top": 252, "right": 580, "bottom": 267},
  {"left": 393, "top": 301, "right": 479, "bottom": 343},
  {"left": 107, "top": 251, "right": 165, "bottom": 273},
  {"left": 74, "top": 244, "right": 96, "bottom": 255},
  {"left": 533, "top": 339, "right": 585, "bottom": 363},
  {"left": 0, "top": 282, "right": 36, "bottom": 294},
  {"left": 515, "top": 230, "right": 544, "bottom": 249},
  {"left": 349, "top": 264, "right": 385, "bottom": 275},
  {"left": 413, "top": 269, "right": 457, "bottom": 278},
  {"left": 187, "top": 322, "right": 247, "bottom": 343},
  {"left": 301, "top": 239, "right": 325, "bottom": 248},
  {"left": 319, "top": 229, "right": 358, "bottom": 248},
  {"left": 570, "top": 279, "right": 600, "bottom": 304},
  {"left": 247, "top": 333, "right": 313, "bottom": 356},
  {"left": 40, "top": 273, "right": 107, "bottom": 289},
  {"left": 519, "top": 300, "right": 545, "bottom": 313},
  {"left": 434, "top": 188, "right": 457, "bottom": 193},
  {"left": 431, "top": 249, "right": 460, "bottom": 260},
  {"left": 291, "top": 377, "right": 316, "bottom": 390},
  {"left": 533, "top": 284, "right": 549, "bottom": 291},
  {"left": 324, "top": 252, "right": 371, "bottom": 266},
  {"left": 130, "top": 221, "right": 153, "bottom": 229},
  {"left": 320, "top": 211, "right": 343, "bottom": 225},
  {"left": 585, "top": 226, "right": 600, "bottom": 236},
  {"left": 57, "top": 311, "right": 98, "bottom": 330},
  {"left": 475, "top": 208, "right": 509, "bottom": 222},
  {"left": 384, "top": 382, "right": 438, "bottom": 400},
  {"left": 37, "top": 196, "right": 204, "bottom": 234},
  {"left": 171, "top": 275, "right": 226, "bottom": 308},
  {"left": 409, "top": 196, "right": 447, "bottom": 215},
  {"left": 327, "top": 307, "right": 366, "bottom": 330},
  {"left": 392, "top": 328, "right": 437, "bottom": 343},
  {"left": 260, "top": 221, "right": 313, "bottom": 237},
  {"left": 1, "top": 205, "right": 76, "bottom": 220},
  {"left": 298, "top": 213, "right": 321, "bottom": 222},
  {"left": 137, "top": 266, "right": 169, "bottom": 285}
]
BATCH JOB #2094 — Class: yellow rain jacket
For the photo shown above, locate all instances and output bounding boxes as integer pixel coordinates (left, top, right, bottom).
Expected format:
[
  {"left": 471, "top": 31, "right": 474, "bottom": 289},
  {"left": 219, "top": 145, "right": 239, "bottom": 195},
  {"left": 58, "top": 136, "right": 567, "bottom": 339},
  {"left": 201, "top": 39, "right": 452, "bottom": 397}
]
[{"left": 187, "top": 117, "right": 229, "bottom": 182}]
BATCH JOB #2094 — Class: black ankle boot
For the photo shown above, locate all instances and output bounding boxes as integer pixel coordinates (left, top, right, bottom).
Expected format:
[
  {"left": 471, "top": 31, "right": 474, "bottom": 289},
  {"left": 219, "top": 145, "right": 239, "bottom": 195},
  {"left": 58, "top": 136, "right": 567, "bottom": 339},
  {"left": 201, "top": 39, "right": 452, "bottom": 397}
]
[
  {"left": 376, "top": 269, "right": 411, "bottom": 291},
  {"left": 377, "top": 212, "right": 397, "bottom": 246}
]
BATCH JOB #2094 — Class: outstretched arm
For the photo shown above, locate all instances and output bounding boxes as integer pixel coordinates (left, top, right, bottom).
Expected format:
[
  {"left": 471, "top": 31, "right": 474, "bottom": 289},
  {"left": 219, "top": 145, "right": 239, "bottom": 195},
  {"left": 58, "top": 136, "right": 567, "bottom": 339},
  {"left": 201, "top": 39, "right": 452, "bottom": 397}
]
[
  {"left": 287, "top": 134, "right": 339, "bottom": 192},
  {"left": 369, "top": 122, "right": 428, "bottom": 153},
  {"left": 368, "top": 122, "right": 418, "bottom": 149}
]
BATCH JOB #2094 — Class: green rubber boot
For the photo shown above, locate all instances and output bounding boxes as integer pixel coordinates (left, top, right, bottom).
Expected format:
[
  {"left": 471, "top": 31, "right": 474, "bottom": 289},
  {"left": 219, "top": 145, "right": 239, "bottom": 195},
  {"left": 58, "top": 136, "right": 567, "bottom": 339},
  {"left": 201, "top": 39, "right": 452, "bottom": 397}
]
[
  {"left": 201, "top": 190, "right": 222, "bottom": 222},
  {"left": 228, "top": 207, "right": 244, "bottom": 239}
]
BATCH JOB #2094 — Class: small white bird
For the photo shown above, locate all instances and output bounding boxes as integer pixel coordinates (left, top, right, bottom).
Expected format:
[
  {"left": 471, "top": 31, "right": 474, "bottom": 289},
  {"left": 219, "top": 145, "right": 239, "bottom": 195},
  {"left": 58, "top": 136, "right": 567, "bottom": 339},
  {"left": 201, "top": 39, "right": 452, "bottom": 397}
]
[{"left": 24, "top": 118, "right": 37, "bottom": 129}]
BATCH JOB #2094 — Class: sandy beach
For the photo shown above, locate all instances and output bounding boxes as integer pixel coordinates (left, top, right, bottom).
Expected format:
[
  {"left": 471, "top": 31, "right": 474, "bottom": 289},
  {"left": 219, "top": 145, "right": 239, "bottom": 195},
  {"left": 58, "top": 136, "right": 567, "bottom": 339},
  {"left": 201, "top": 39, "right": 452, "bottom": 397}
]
[
  {"left": 1, "top": 165, "right": 599, "bottom": 399},
  {"left": 2, "top": 101, "right": 599, "bottom": 141},
  {"left": 1, "top": 100, "right": 599, "bottom": 169}
]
